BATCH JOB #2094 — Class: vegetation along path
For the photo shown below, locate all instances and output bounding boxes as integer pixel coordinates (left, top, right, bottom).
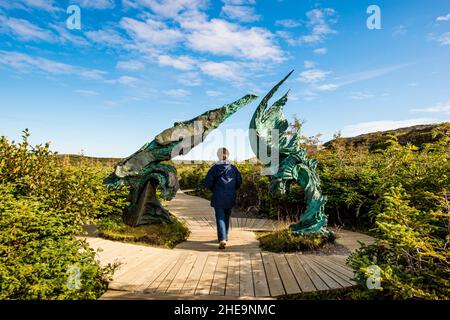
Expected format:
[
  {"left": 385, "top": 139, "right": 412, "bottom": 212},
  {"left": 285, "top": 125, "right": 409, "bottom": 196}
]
[{"left": 86, "top": 191, "right": 374, "bottom": 300}]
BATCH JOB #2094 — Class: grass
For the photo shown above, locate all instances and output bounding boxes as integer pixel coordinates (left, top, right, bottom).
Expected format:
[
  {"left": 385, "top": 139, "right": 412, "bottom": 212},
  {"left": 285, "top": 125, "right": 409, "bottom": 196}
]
[
  {"left": 257, "top": 227, "right": 334, "bottom": 253},
  {"left": 97, "top": 214, "right": 190, "bottom": 249}
]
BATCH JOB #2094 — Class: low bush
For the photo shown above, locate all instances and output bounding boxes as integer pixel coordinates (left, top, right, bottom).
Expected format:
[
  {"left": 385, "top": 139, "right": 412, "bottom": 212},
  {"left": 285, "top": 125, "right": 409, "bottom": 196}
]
[
  {"left": 98, "top": 214, "right": 190, "bottom": 248},
  {"left": 0, "top": 130, "right": 126, "bottom": 299},
  {"left": 257, "top": 228, "right": 334, "bottom": 252},
  {"left": 348, "top": 186, "right": 449, "bottom": 300},
  {"left": 0, "top": 184, "right": 117, "bottom": 299}
]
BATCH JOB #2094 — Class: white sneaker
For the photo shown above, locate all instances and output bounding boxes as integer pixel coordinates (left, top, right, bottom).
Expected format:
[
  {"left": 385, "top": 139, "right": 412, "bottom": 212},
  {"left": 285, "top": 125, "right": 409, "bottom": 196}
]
[{"left": 219, "top": 241, "right": 227, "bottom": 249}]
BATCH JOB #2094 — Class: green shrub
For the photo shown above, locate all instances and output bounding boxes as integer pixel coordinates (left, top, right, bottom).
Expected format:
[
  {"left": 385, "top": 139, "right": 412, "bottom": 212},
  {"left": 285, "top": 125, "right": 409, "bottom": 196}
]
[
  {"left": 348, "top": 186, "right": 449, "bottom": 300},
  {"left": 0, "top": 130, "right": 127, "bottom": 299},
  {"left": 257, "top": 228, "right": 334, "bottom": 252},
  {"left": 97, "top": 214, "right": 190, "bottom": 248},
  {"left": 0, "top": 184, "right": 117, "bottom": 299}
]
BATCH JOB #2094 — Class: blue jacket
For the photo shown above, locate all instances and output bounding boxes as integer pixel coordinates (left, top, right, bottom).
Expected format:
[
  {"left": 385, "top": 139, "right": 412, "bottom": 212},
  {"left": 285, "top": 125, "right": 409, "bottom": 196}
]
[{"left": 204, "top": 162, "right": 242, "bottom": 208}]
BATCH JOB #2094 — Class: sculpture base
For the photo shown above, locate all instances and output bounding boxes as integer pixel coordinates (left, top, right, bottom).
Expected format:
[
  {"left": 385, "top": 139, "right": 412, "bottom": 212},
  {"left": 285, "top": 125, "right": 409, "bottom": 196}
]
[
  {"left": 290, "top": 223, "right": 335, "bottom": 240},
  {"left": 123, "top": 179, "right": 173, "bottom": 227}
]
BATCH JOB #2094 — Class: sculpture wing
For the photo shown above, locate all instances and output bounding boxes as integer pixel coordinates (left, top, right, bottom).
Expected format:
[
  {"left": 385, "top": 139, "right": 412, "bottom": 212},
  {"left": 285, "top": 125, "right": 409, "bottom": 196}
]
[
  {"left": 249, "top": 70, "right": 293, "bottom": 159},
  {"left": 105, "top": 93, "right": 258, "bottom": 187}
]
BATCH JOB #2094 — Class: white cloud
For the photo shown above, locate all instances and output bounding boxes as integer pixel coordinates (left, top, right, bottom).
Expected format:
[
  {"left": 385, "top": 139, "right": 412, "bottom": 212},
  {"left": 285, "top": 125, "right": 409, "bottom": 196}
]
[
  {"left": 164, "top": 88, "right": 190, "bottom": 97},
  {"left": 106, "top": 75, "right": 138, "bottom": 85},
  {"left": 77, "top": 0, "right": 115, "bottom": 9},
  {"left": 85, "top": 28, "right": 128, "bottom": 47},
  {"left": 280, "top": 8, "right": 337, "bottom": 46},
  {"left": 111, "top": 1, "right": 286, "bottom": 83},
  {"left": 158, "top": 54, "right": 196, "bottom": 70},
  {"left": 120, "top": 17, "right": 184, "bottom": 47},
  {"left": 78, "top": 69, "right": 107, "bottom": 80},
  {"left": 289, "top": 8, "right": 337, "bottom": 45},
  {"left": 297, "top": 62, "right": 338, "bottom": 94},
  {"left": 223, "top": 0, "right": 256, "bottom": 4},
  {"left": 0, "top": 50, "right": 106, "bottom": 80},
  {"left": 0, "top": 16, "right": 56, "bottom": 42},
  {"left": 341, "top": 119, "right": 439, "bottom": 137},
  {"left": 275, "top": 19, "right": 301, "bottom": 28},
  {"left": 298, "top": 68, "right": 329, "bottom": 83},
  {"left": 349, "top": 91, "right": 375, "bottom": 100},
  {"left": 316, "top": 83, "right": 338, "bottom": 91},
  {"left": 199, "top": 61, "right": 241, "bottom": 81},
  {"left": 75, "top": 89, "right": 100, "bottom": 96},
  {"left": 123, "top": 0, "right": 208, "bottom": 19},
  {"left": 183, "top": 18, "right": 285, "bottom": 62},
  {"left": 303, "top": 60, "right": 316, "bottom": 69},
  {"left": 299, "top": 90, "right": 317, "bottom": 101},
  {"left": 412, "top": 100, "right": 450, "bottom": 115},
  {"left": 335, "top": 64, "right": 409, "bottom": 86},
  {"left": 392, "top": 25, "right": 407, "bottom": 37},
  {"left": 221, "top": 4, "right": 260, "bottom": 22},
  {"left": 436, "top": 13, "right": 450, "bottom": 22},
  {"left": 313, "top": 47, "right": 328, "bottom": 55},
  {"left": 206, "top": 90, "right": 223, "bottom": 97},
  {"left": 0, "top": 0, "right": 60, "bottom": 11},
  {"left": 48, "top": 23, "right": 89, "bottom": 46},
  {"left": 430, "top": 32, "right": 450, "bottom": 45},
  {"left": 116, "top": 60, "right": 145, "bottom": 71},
  {"left": 176, "top": 72, "right": 202, "bottom": 86}
]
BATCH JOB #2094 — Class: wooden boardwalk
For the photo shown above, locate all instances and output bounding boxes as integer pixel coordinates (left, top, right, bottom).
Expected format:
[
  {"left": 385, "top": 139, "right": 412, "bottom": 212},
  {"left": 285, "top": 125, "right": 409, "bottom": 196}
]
[{"left": 90, "top": 191, "right": 374, "bottom": 300}]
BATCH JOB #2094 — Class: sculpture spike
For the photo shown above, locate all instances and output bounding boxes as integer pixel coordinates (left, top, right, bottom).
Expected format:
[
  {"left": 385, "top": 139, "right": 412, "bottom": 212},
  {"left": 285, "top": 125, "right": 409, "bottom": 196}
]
[{"left": 249, "top": 71, "right": 333, "bottom": 239}]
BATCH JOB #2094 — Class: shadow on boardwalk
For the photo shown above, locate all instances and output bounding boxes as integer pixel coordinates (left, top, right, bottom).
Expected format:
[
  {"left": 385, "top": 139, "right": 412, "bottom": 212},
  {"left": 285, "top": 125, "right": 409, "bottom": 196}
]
[{"left": 87, "top": 191, "right": 374, "bottom": 300}]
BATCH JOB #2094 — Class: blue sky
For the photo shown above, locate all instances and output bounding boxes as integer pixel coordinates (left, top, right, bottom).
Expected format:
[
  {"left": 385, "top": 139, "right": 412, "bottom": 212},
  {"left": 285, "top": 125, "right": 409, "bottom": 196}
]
[{"left": 0, "top": 0, "right": 449, "bottom": 160}]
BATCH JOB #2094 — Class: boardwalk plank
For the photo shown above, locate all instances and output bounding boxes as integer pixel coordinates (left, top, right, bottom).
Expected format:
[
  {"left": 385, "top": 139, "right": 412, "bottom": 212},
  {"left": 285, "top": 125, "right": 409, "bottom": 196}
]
[
  {"left": 253, "top": 219, "right": 268, "bottom": 230},
  {"left": 181, "top": 252, "right": 209, "bottom": 294},
  {"left": 144, "top": 254, "right": 186, "bottom": 294},
  {"left": 225, "top": 254, "right": 240, "bottom": 296},
  {"left": 250, "top": 253, "right": 270, "bottom": 297},
  {"left": 239, "top": 253, "right": 254, "bottom": 296},
  {"left": 261, "top": 252, "right": 285, "bottom": 297},
  {"left": 113, "top": 251, "right": 165, "bottom": 284},
  {"left": 195, "top": 253, "right": 219, "bottom": 295},
  {"left": 309, "top": 256, "right": 355, "bottom": 286},
  {"left": 153, "top": 253, "right": 190, "bottom": 294},
  {"left": 302, "top": 255, "right": 341, "bottom": 290},
  {"left": 285, "top": 254, "right": 315, "bottom": 292},
  {"left": 273, "top": 254, "right": 301, "bottom": 295},
  {"left": 166, "top": 253, "right": 198, "bottom": 294},
  {"left": 134, "top": 254, "right": 182, "bottom": 291},
  {"left": 296, "top": 254, "right": 328, "bottom": 291},
  {"left": 314, "top": 255, "right": 354, "bottom": 277},
  {"left": 210, "top": 253, "right": 230, "bottom": 296}
]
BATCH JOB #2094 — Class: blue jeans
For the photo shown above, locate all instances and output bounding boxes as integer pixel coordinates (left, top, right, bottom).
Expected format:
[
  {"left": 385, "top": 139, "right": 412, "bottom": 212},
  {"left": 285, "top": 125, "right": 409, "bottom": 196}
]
[{"left": 214, "top": 208, "right": 232, "bottom": 242}]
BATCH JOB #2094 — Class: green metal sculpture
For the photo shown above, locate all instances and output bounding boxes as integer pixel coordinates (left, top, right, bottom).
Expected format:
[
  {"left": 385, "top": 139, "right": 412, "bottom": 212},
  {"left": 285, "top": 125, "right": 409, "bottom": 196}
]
[
  {"left": 105, "top": 93, "right": 258, "bottom": 226},
  {"left": 249, "top": 71, "right": 333, "bottom": 238}
]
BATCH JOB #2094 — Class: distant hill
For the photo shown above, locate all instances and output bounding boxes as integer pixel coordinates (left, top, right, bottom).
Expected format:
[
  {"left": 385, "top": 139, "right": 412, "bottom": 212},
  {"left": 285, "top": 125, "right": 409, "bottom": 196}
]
[
  {"left": 57, "top": 154, "right": 121, "bottom": 167},
  {"left": 323, "top": 122, "right": 449, "bottom": 151},
  {"left": 59, "top": 123, "right": 449, "bottom": 164}
]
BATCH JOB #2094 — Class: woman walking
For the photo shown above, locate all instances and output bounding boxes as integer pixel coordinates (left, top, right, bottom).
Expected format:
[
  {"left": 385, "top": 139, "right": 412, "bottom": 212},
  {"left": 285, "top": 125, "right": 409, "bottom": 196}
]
[{"left": 204, "top": 148, "right": 242, "bottom": 249}]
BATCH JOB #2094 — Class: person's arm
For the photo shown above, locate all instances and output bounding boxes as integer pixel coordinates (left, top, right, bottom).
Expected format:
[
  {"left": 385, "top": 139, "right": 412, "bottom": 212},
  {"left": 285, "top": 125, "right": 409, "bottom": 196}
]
[
  {"left": 204, "top": 166, "right": 216, "bottom": 190},
  {"left": 235, "top": 166, "right": 242, "bottom": 190}
]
